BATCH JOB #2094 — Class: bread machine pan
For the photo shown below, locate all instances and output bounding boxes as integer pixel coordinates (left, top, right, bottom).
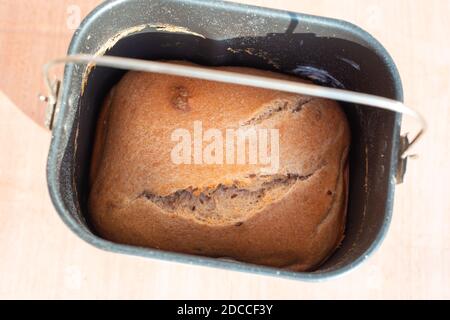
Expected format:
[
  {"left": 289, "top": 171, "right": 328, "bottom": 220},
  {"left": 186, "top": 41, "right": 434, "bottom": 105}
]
[{"left": 46, "top": 0, "right": 405, "bottom": 281}]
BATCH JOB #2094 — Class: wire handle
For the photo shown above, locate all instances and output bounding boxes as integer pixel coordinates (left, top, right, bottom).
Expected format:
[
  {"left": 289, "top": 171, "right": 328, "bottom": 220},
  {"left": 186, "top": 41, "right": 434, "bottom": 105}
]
[{"left": 43, "top": 54, "right": 426, "bottom": 158}]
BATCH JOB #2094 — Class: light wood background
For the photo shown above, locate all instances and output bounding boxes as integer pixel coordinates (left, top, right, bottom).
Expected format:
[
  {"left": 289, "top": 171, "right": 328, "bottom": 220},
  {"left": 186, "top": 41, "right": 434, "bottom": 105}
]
[{"left": 0, "top": 0, "right": 449, "bottom": 299}]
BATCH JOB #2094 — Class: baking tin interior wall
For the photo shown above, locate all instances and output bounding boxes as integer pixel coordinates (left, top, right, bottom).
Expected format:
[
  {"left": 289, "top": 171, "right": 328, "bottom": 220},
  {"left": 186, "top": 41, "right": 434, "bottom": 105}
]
[{"left": 70, "top": 30, "right": 398, "bottom": 272}]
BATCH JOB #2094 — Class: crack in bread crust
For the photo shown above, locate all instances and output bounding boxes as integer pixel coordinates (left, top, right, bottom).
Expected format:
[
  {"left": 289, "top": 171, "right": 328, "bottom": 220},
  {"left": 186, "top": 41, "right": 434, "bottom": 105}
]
[
  {"left": 139, "top": 172, "right": 316, "bottom": 224},
  {"left": 241, "top": 97, "right": 313, "bottom": 126}
]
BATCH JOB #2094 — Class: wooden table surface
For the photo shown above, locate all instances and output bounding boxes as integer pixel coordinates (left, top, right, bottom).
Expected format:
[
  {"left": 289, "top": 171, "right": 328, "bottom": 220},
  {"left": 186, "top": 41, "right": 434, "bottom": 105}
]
[{"left": 0, "top": 0, "right": 449, "bottom": 299}]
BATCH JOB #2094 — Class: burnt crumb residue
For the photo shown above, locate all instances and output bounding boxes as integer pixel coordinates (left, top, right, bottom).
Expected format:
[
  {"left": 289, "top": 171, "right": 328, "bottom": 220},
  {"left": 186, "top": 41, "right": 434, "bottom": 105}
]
[{"left": 171, "top": 86, "right": 190, "bottom": 111}]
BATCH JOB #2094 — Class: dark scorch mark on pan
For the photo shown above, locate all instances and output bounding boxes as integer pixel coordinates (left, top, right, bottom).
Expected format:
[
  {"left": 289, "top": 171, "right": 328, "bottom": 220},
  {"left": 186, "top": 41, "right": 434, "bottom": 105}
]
[{"left": 291, "top": 66, "right": 345, "bottom": 89}]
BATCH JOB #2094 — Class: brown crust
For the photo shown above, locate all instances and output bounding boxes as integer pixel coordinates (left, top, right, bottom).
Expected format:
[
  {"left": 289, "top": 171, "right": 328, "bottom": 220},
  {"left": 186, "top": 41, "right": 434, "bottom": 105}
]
[
  {"left": 88, "top": 62, "right": 351, "bottom": 271},
  {"left": 89, "top": 86, "right": 115, "bottom": 188}
]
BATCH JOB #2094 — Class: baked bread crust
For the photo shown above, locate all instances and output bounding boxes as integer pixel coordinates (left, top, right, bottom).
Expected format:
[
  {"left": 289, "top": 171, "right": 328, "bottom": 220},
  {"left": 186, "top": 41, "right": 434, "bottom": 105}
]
[{"left": 88, "top": 63, "right": 350, "bottom": 271}]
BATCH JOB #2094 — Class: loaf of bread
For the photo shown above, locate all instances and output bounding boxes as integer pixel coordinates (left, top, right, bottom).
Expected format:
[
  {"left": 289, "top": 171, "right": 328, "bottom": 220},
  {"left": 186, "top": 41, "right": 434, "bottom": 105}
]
[{"left": 88, "top": 62, "right": 350, "bottom": 271}]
